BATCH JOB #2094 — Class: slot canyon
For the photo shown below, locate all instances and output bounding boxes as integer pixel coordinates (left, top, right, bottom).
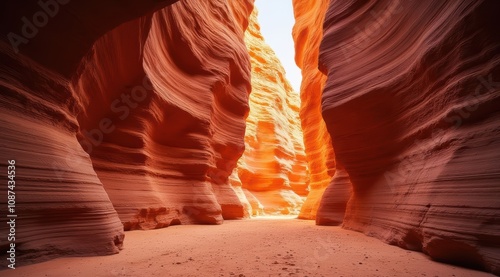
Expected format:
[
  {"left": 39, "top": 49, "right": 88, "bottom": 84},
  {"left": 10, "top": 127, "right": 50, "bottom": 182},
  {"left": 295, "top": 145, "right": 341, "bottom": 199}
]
[{"left": 0, "top": 0, "right": 499, "bottom": 276}]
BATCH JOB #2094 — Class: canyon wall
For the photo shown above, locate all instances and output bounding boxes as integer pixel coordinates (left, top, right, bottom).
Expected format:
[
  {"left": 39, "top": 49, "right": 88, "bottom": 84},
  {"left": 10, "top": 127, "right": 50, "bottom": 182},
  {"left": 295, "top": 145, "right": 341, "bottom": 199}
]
[
  {"left": 310, "top": 0, "right": 500, "bottom": 274},
  {"left": 0, "top": 0, "right": 254, "bottom": 265},
  {"left": 2, "top": 0, "right": 498, "bottom": 274},
  {"left": 236, "top": 8, "right": 309, "bottom": 215},
  {"left": 291, "top": 0, "right": 340, "bottom": 220},
  {"left": 76, "top": 0, "right": 254, "bottom": 229}
]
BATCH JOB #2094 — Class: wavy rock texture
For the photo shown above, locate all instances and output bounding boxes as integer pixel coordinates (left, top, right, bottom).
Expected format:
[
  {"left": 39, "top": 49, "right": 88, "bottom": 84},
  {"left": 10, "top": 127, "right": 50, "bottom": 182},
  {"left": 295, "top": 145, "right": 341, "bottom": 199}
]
[
  {"left": 75, "top": 0, "right": 254, "bottom": 229},
  {"left": 142, "top": 0, "right": 253, "bottom": 222},
  {"left": 318, "top": 0, "right": 500, "bottom": 274},
  {"left": 0, "top": 50, "right": 125, "bottom": 264},
  {"left": 236, "top": 8, "right": 309, "bottom": 215},
  {"left": 0, "top": 0, "right": 253, "bottom": 265},
  {"left": 0, "top": 0, "right": 180, "bottom": 265},
  {"left": 291, "top": 0, "right": 340, "bottom": 220}
]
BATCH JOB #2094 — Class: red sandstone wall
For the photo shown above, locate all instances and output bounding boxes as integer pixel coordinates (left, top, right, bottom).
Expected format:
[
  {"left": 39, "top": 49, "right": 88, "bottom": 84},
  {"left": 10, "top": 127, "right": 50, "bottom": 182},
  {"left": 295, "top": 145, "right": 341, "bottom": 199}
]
[
  {"left": 73, "top": 0, "right": 254, "bottom": 229},
  {"left": 0, "top": 0, "right": 254, "bottom": 265},
  {"left": 0, "top": 0, "right": 180, "bottom": 265},
  {"left": 315, "top": 0, "right": 500, "bottom": 273},
  {"left": 1, "top": 0, "right": 498, "bottom": 274}
]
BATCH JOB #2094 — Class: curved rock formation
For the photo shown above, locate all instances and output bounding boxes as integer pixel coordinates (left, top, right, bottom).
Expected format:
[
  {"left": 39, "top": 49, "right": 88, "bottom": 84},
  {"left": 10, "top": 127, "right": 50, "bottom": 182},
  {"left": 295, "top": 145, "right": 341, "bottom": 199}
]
[
  {"left": 317, "top": 0, "right": 500, "bottom": 274},
  {"left": 0, "top": 0, "right": 178, "bottom": 76},
  {"left": 0, "top": 0, "right": 254, "bottom": 265},
  {"left": 2, "top": 0, "right": 498, "bottom": 274},
  {"left": 0, "top": 52, "right": 125, "bottom": 262},
  {"left": 78, "top": 0, "right": 253, "bottom": 229},
  {"left": 0, "top": 0, "right": 179, "bottom": 265},
  {"left": 291, "top": 0, "right": 338, "bottom": 220},
  {"left": 236, "top": 8, "right": 309, "bottom": 215}
]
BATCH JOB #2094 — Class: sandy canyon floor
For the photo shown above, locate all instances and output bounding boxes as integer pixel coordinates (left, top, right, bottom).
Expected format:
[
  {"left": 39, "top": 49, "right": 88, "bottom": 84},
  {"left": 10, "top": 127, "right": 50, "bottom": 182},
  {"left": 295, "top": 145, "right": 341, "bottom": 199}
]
[{"left": 2, "top": 218, "right": 493, "bottom": 277}]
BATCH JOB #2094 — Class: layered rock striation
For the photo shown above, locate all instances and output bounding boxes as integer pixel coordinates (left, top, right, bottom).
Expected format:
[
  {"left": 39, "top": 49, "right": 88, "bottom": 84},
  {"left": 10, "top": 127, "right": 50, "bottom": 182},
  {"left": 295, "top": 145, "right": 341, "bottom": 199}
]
[
  {"left": 0, "top": 0, "right": 254, "bottom": 265},
  {"left": 78, "top": 0, "right": 254, "bottom": 229},
  {"left": 0, "top": 0, "right": 180, "bottom": 265},
  {"left": 236, "top": 8, "right": 309, "bottom": 215},
  {"left": 2, "top": 0, "right": 498, "bottom": 274},
  {"left": 312, "top": 0, "right": 500, "bottom": 274},
  {"left": 291, "top": 0, "right": 339, "bottom": 220}
]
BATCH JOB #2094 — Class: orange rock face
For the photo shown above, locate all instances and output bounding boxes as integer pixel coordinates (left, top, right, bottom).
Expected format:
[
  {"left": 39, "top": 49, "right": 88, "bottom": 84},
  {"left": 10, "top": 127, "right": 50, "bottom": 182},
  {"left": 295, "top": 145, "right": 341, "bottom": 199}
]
[
  {"left": 87, "top": 0, "right": 253, "bottom": 228},
  {"left": 0, "top": 0, "right": 253, "bottom": 264},
  {"left": 315, "top": 0, "right": 500, "bottom": 274},
  {"left": 235, "top": 8, "right": 309, "bottom": 215},
  {"left": 2, "top": 0, "right": 498, "bottom": 274},
  {"left": 0, "top": 0, "right": 179, "bottom": 265},
  {"left": 291, "top": 0, "right": 339, "bottom": 220}
]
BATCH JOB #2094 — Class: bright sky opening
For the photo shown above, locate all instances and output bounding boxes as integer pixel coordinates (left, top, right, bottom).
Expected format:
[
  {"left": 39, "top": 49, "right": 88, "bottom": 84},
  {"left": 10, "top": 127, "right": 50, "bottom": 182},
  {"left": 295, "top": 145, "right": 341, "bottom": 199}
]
[{"left": 255, "top": 0, "right": 302, "bottom": 93}]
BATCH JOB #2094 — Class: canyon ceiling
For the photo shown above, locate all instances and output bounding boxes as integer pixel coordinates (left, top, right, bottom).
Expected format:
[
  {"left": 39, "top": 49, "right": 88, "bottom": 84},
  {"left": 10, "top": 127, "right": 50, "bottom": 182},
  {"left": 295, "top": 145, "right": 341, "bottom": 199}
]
[{"left": 0, "top": 0, "right": 499, "bottom": 275}]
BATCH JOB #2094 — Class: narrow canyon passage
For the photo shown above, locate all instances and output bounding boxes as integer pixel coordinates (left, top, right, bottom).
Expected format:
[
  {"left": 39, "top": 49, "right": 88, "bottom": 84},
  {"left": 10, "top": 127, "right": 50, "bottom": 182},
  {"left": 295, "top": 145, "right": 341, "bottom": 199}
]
[
  {"left": 0, "top": 0, "right": 499, "bottom": 276},
  {"left": 232, "top": 2, "right": 308, "bottom": 217},
  {"left": 2, "top": 219, "right": 494, "bottom": 277}
]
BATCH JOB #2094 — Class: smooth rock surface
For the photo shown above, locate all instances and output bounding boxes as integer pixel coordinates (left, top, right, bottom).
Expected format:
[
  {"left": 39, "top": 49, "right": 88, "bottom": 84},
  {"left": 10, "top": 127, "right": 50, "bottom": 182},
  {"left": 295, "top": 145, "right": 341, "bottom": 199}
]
[
  {"left": 0, "top": 0, "right": 253, "bottom": 265},
  {"left": 292, "top": 0, "right": 337, "bottom": 220},
  {"left": 0, "top": 0, "right": 186, "bottom": 265},
  {"left": 318, "top": 0, "right": 500, "bottom": 274}
]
